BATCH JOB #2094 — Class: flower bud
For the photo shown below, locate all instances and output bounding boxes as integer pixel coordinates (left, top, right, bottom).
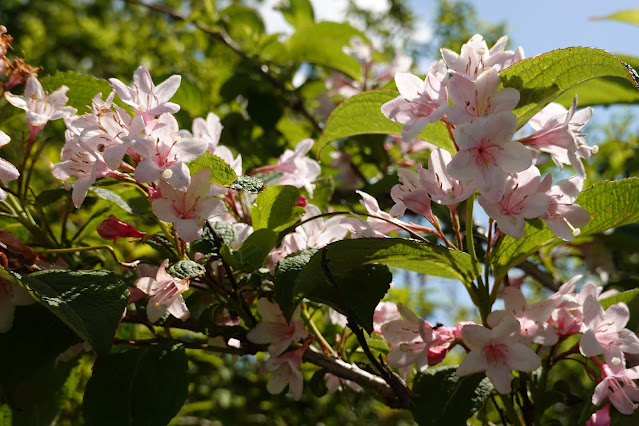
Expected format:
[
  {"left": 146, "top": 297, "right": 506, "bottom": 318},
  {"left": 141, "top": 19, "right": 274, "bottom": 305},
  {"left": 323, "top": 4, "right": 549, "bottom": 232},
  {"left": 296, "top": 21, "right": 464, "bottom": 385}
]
[{"left": 97, "top": 215, "right": 146, "bottom": 240}]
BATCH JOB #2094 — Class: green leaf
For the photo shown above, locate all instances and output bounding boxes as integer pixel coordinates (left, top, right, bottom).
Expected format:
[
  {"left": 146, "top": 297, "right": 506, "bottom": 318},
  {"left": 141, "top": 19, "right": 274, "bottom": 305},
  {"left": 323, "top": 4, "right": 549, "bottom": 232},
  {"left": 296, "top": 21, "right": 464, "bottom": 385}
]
[
  {"left": 167, "top": 260, "right": 206, "bottom": 279},
  {"left": 276, "top": 0, "right": 315, "bottom": 30},
  {"left": 82, "top": 344, "right": 188, "bottom": 426},
  {"left": 317, "top": 91, "right": 455, "bottom": 154},
  {"left": 170, "top": 74, "right": 204, "bottom": 118},
  {"left": 592, "top": 9, "right": 639, "bottom": 26},
  {"left": 500, "top": 47, "right": 639, "bottom": 128},
  {"left": 251, "top": 185, "right": 305, "bottom": 232},
  {"left": 186, "top": 152, "right": 237, "bottom": 186},
  {"left": 308, "top": 176, "right": 334, "bottom": 212},
  {"left": 35, "top": 188, "right": 68, "bottom": 206},
  {"left": 91, "top": 187, "right": 133, "bottom": 213},
  {"left": 20, "top": 269, "right": 129, "bottom": 355},
  {"left": 600, "top": 289, "right": 639, "bottom": 310},
  {"left": 285, "top": 22, "right": 367, "bottom": 80},
  {"left": 233, "top": 228, "right": 278, "bottom": 270},
  {"left": 40, "top": 71, "right": 112, "bottom": 112},
  {"left": 491, "top": 178, "right": 639, "bottom": 282},
  {"left": 411, "top": 367, "right": 493, "bottom": 426},
  {"left": 230, "top": 175, "right": 266, "bottom": 193},
  {"left": 274, "top": 248, "right": 318, "bottom": 320},
  {"left": 554, "top": 55, "right": 639, "bottom": 107}
]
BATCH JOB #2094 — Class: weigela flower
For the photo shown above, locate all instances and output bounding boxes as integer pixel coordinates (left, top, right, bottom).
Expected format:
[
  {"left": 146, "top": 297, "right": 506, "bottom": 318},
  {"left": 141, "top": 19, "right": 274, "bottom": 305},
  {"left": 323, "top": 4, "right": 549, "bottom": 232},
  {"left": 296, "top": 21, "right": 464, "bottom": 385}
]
[
  {"left": 487, "top": 286, "right": 558, "bottom": 345},
  {"left": 381, "top": 60, "right": 449, "bottom": 142},
  {"left": 0, "top": 131, "right": 19, "bottom": 201},
  {"left": 592, "top": 363, "right": 639, "bottom": 415},
  {"left": 247, "top": 298, "right": 309, "bottom": 357},
  {"left": 539, "top": 175, "right": 590, "bottom": 241},
  {"left": 151, "top": 168, "right": 227, "bottom": 242},
  {"left": 135, "top": 259, "right": 190, "bottom": 323},
  {"left": 132, "top": 112, "right": 208, "bottom": 191},
  {"left": 579, "top": 296, "right": 639, "bottom": 365},
  {"left": 259, "top": 340, "right": 311, "bottom": 400},
  {"left": 389, "top": 166, "right": 434, "bottom": 221},
  {"left": 447, "top": 111, "right": 531, "bottom": 195},
  {"left": 522, "top": 95, "right": 595, "bottom": 177},
  {"left": 478, "top": 165, "right": 550, "bottom": 238},
  {"left": 419, "top": 148, "right": 477, "bottom": 210},
  {"left": 179, "top": 111, "right": 223, "bottom": 154},
  {"left": 109, "top": 66, "right": 181, "bottom": 122},
  {"left": 5, "top": 76, "right": 77, "bottom": 130},
  {"left": 0, "top": 275, "right": 35, "bottom": 333},
  {"left": 456, "top": 316, "right": 541, "bottom": 394},
  {"left": 587, "top": 403, "right": 611, "bottom": 426}
]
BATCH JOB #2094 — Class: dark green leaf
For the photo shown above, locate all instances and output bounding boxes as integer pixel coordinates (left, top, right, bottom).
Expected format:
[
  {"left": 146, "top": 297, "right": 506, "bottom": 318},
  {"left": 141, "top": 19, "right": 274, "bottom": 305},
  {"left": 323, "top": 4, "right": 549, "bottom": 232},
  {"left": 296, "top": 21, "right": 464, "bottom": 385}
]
[
  {"left": 20, "top": 269, "right": 128, "bottom": 355},
  {"left": 230, "top": 175, "right": 266, "bottom": 193},
  {"left": 40, "top": 71, "right": 112, "bottom": 112},
  {"left": 500, "top": 48, "right": 639, "bottom": 128},
  {"left": 233, "top": 228, "right": 278, "bottom": 270},
  {"left": 91, "top": 187, "right": 133, "bottom": 213},
  {"left": 186, "top": 152, "right": 237, "bottom": 186},
  {"left": 411, "top": 366, "right": 493, "bottom": 426},
  {"left": 275, "top": 248, "right": 318, "bottom": 320},
  {"left": 167, "top": 260, "right": 206, "bottom": 279},
  {"left": 82, "top": 344, "right": 188, "bottom": 426},
  {"left": 308, "top": 369, "right": 328, "bottom": 397},
  {"left": 35, "top": 188, "right": 68, "bottom": 206},
  {"left": 251, "top": 185, "right": 305, "bottom": 232},
  {"left": 317, "top": 91, "right": 455, "bottom": 154}
]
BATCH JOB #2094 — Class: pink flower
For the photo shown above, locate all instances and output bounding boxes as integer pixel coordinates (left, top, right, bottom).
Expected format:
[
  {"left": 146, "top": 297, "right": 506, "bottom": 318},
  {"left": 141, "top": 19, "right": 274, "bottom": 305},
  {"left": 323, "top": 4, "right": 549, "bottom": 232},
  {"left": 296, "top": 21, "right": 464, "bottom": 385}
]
[
  {"left": 580, "top": 297, "right": 639, "bottom": 365},
  {"left": 0, "top": 131, "right": 19, "bottom": 201},
  {"left": 135, "top": 259, "right": 190, "bottom": 323},
  {"left": 247, "top": 298, "right": 309, "bottom": 357},
  {"left": 381, "top": 60, "right": 449, "bottom": 142},
  {"left": 4, "top": 76, "right": 77, "bottom": 129},
  {"left": 593, "top": 364, "right": 639, "bottom": 415},
  {"left": 180, "top": 112, "right": 223, "bottom": 154},
  {"left": 97, "top": 215, "right": 146, "bottom": 240},
  {"left": 151, "top": 168, "right": 227, "bottom": 242},
  {"left": 446, "top": 68, "right": 520, "bottom": 125},
  {"left": 109, "top": 66, "right": 181, "bottom": 122},
  {"left": 456, "top": 316, "right": 541, "bottom": 394},
  {"left": 324, "top": 372, "right": 363, "bottom": 394},
  {"left": 259, "top": 341, "right": 310, "bottom": 400},
  {"left": 447, "top": 111, "right": 531, "bottom": 195},
  {"left": 419, "top": 148, "right": 477, "bottom": 210},
  {"left": 587, "top": 403, "right": 611, "bottom": 426},
  {"left": 487, "top": 286, "right": 558, "bottom": 345},
  {"left": 389, "top": 166, "right": 434, "bottom": 221},
  {"left": 539, "top": 175, "right": 590, "bottom": 241},
  {"left": 478, "top": 165, "right": 550, "bottom": 238}
]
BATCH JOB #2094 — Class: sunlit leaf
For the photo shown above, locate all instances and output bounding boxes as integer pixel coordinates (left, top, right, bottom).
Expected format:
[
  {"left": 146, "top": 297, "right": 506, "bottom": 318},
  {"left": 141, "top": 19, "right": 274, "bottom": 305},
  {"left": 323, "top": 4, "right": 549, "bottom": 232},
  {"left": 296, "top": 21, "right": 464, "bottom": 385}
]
[{"left": 186, "top": 152, "right": 237, "bottom": 186}]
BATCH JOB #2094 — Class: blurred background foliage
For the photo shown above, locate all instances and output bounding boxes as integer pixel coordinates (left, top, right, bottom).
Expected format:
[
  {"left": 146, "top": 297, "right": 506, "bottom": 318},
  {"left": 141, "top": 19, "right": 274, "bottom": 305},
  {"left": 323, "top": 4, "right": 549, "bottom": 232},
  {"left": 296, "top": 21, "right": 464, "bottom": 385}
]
[{"left": 1, "top": 0, "right": 638, "bottom": 424}]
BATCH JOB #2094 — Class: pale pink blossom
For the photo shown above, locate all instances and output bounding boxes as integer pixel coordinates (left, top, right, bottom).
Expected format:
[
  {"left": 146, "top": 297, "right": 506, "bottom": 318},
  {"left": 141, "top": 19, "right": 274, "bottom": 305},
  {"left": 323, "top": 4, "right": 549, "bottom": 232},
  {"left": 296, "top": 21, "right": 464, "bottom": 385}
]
[
  {"left": 419, "top": 148, "right": 477, "bottom": 210},
  {"left": 521, "top": 96, "right": 595, "bottom": 177},
  {"left": 446, "top": 68, "right": 520, "bottom": 125},
  {"left": 592, "top": 364, "right": 639, "bottom": 415},
  {"left": 180, "top": 112, "right": 223, "bottom": 154},
  {"left": 135, "top": 259, "right": 190, "bottom": 323},
  {"left": 389, "top": 166, "right": 434, "bottom": 221},
  {"left": 324, "top": 372, "right": 363, "bottom": 394},
  {"left": 4, "top": 76, "right": 77, "bottom": 129},
  {"left": 151, "top": 168, "right": 227, "bottom": 242},
  {"left": 456, "top": 316, "right": 541, "bottom": 394},
  {"left": 448, "top": 111, "right": 531, "bottom": 195},
  {"left": 0, "top": 131, "right": 19, "bottom": 201},
  {"left": 579, "top": 296, "right": 639, "bottom": 365},
  {"left": 478, "top": 165, "right": 550, "bottom": 238},
  {"left": 539, "top": 175, "right": 590, "bottom": 241},
  {"left": 109, "top": 66, "right": 181, "bottom": 122},
  {"left": 259, "top": 341, "right": 310, "bottom": 400},
  {"left": 0, "top": 276, "right": 35, "bottom": 333},
  {"left": 247, "top": 298, "right": 309, "bottom": 357},
  {"left": 132, "top": 112, "right": 208, "bottom": 191},
  {"left": 487, "top": 286, "right": 558, "bottom": 345},
  {"left": 381, "top": 60, "right": 449, "bottom": 142},
  {"left": 547, "top": 276, "right": 585, "bottom": 336},
  {"left": 587, "top": 403, "right": 611, "bottom": 426}
]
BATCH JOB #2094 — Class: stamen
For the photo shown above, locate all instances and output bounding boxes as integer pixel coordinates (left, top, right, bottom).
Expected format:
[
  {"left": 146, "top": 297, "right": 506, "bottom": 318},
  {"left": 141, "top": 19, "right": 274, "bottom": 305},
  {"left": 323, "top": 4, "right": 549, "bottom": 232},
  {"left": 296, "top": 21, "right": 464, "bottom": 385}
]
[{"left": 562, "top": 217, "right": 580, "bottom": 237}]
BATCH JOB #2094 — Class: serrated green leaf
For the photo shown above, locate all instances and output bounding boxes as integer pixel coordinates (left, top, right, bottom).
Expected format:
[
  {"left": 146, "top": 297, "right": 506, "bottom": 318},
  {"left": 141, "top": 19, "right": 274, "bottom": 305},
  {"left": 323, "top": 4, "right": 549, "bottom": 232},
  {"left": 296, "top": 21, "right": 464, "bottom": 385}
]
[
  {"left": 20, "top": 270, "right": 128, "bottom": 355},
  {"left": 317, "top": 91, "right": 455, "bottom": 154},
  {"left": 276, "top": 0, "right": 315, "bottom": 30},
  {"left": 230, "top": 175, "right": 265, "bottom": 193},
  {"left": 251, "top": 185, "right": 305, "bottom": 232},
  {"left": 500, "top": 47, "right": 639, "bottom": 128},
  {"left": 233, "top": 228, "right": 278, "bottom": 270},
  {"left": 592, "top": 9, "right": 639, "bottom": 26},
  {"left": 411, "top": 367, "right": 493, "bottom": 426},
  {"left": 600, "top": 289, "right": 639, "bottom": 310},
  {"left": 167, "top": 260, "right": 206, "bottom": 279},
  {"left": 40, "top": 71, "right": 113, "bottom": 112},
  {"left": 491, "top": 178, "right": 639, "bottom": 283},
  {"left": 91, "top": 187, "right": 133, "bottom": 213},
  {"left": 82, "top": 344, "right": 188, "bottom": 426},
  {"left": 186, "top": 152, "right": 237, "bottom": 186},
  {"left": 285, "top": 22, "right": 367, "bottom": 81},
  {"left": 275, "top": 248, "right": 318, "bottom": 320}
]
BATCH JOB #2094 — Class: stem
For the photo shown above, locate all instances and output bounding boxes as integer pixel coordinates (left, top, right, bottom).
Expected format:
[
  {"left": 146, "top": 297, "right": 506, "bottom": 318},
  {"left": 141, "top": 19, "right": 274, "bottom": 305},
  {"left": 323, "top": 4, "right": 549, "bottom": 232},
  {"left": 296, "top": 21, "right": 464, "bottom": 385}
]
[
  {"left": 38, "top": 245, "right": 140, "bottom": 268},
  {"left": 301, "top": 303, "right": 338, "bottom": 357},
  {"left": 499, "top": 393, "right": 523, "bottom": 426},
  {"left": 451, "top": 207, "right": 463, "bottom": 250}
]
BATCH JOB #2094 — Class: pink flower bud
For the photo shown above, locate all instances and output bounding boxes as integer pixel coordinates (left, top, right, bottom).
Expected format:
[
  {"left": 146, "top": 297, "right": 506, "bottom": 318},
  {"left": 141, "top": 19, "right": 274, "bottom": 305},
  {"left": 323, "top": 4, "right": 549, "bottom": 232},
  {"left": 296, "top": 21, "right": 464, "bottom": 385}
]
[
  {"left": 295, "top": 195, "right": 308, "bottom": 207},
  {"left": 97, "top": 215, "right": 146, "bottom": 240}
]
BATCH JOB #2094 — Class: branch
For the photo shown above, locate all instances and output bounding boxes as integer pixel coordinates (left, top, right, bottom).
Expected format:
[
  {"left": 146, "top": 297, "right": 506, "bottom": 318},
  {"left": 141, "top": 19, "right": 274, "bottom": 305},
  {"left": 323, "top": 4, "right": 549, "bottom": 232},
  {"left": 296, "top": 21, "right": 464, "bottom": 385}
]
[{"left": 517, "top": 260, "right": 561, "bottom": 292}]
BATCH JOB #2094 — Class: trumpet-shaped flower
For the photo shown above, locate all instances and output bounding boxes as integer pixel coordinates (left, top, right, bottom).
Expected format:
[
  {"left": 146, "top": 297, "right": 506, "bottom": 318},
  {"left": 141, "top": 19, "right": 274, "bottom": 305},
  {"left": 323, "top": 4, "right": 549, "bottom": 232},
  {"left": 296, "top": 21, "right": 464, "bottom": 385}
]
[
  {"left": 0, "top": 131, "right": 19, "bottom": 201},
  {"left": 456, "top": 316, "right": 541, "bottom": 394},
  {"left": 247, "top": 298, "right": 309, "bottom": 357},
  {"left": 592, "top": 363, "right": 639, "bottom": 415},
  {"left": 259, "top": 341, "right": 310, "bottom": 400},
  {"left": 419, "top": 148, "right": 477, "bottom": 210},
  {"left": 539, "top": 175, "right": 590, "bottom": 241},
  {"left": 135, "top": 259, "right": 190, "bottom": 323}
]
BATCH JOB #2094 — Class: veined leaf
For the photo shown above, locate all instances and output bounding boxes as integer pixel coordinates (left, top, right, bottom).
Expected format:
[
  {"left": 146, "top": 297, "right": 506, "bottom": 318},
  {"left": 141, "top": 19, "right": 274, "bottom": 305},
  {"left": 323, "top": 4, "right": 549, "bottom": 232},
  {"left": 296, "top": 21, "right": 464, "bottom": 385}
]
[
  {"left": 500, "top": 47, "right": 639, "bottom": 128},
  {"left": 600, "top": 289, "right": 639, "bottom": 310},
  {"left": 491, "top": 178, "right": 639, "bottom": 283},
  {"left": 250, "top": 185, "right": 305, "bottom": 232},
  {"left": 285, "top": 22, "right": 367, "bottom": 81},
  {"left": 317, "top": 90, "right": 455, "bottom": 154},
  {"left": 276, "top": 0, "right": 315, "bottom": 30},
  {"left": 40, "top": 71, "right": 112, "bottom": 112},
  {"left": 186, "top": 152, "right": 237, "bottom": 186}
]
